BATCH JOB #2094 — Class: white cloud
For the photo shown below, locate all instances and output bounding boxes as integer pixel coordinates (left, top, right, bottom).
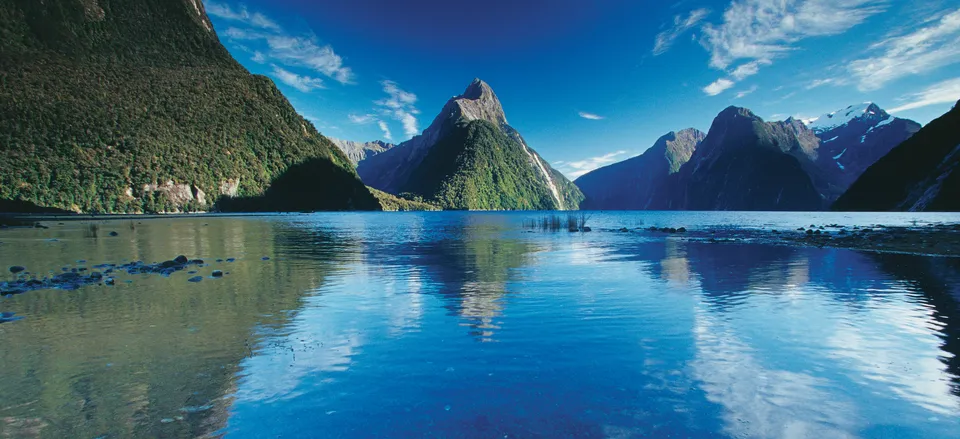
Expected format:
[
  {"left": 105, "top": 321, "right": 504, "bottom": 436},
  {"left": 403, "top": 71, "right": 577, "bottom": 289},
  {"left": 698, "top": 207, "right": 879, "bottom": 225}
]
[
  {"left": 702, "top": 0, "right": 886, "bottom": 70},
  {"left": 270, "top": 65, "right": 324, "bottom": 92},
  {"left": 375, "top": 80, "right": 420, "bottom": 138},
  {"left": 703, "top": 78, "right": 735, "bottom": 96},
  {"left": 578, "top": 111, "right": 605, "bottom": 120},
  {"left": 348, "top": 113, "right": 377, "bottom": 124},
  {"left": 205, "top": 1, "right": 280, "bottom": 30},
  {"left": 805, "top": 78, "right": 839, "bottom": 89},
  {"left": 217, "top": 7, "right": 354, "bottom": 85},
  {"left": 730, "top": 60, "right": 770, "bottom": 80},
  {"left": 653, "top": 8, "right": 711, "bottom": 55},
  {"left": 848, "top": 8, "right": 960, "bottom": 91},
  {"left": 735, "top": 85, "right": 758, "bottom": 99},
  {"left": 377, "top": 121, "right": 393, "bottom": 141},
  {"left": 561, "top": 151, "right": 630, "bottom": 179},
  {"left": 888, "top": 78, "right": 960, "bottom": 113},
  {"left": 263, "top": 35, "right": 354, "bottom": 84},
  {"left": 251, "top": 51, "right": 266, "bottom": 63}
]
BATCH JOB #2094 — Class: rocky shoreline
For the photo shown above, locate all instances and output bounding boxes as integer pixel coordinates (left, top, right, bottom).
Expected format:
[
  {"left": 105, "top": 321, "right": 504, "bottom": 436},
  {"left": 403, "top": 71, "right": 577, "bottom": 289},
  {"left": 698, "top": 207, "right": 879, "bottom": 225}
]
[{"left": 615, "top": 223, "right": 960, "bottom": 257}]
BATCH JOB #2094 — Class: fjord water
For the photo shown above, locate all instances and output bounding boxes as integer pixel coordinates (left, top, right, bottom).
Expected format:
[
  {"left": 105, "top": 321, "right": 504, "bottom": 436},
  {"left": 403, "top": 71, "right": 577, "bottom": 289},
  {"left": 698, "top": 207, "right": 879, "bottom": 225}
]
[{"left": 1, "top": 213, "right": 959, "bottom": 438}]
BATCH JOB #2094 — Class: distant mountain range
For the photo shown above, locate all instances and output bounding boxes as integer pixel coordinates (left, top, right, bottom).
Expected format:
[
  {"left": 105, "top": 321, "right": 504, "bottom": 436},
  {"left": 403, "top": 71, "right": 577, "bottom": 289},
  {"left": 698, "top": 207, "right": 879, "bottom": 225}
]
[
  {"left": 356, "top": 79, "right": 583, "bottom": 210},
  {"left": 328, "top": 138, "right": 396, "bottom": 165},
  {"left": 835, "top": 99, "right": 960, "bottom": 211},
  {"left": 576, "top": 102, "right": 921, "bottom": 211}
]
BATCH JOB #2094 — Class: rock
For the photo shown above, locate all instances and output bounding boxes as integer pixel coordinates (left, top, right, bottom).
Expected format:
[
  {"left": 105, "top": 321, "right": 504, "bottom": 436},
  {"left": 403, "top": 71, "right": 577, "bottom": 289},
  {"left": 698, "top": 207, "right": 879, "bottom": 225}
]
[
  {"left": 649, "top": 226, "right": 659, "bottom": 232},
  {"left": 104, "top": 277, "right": 115, "bottom": 286},
  {"left": 618, "top": 227, "right": 629, "bottom": 232},
  {"left": 677, "top": 227, "right": 687, "bottom": 233},
  {"left": 806, "top": 229, "right": 814, "bottom": 235},
  {"left": 211, "top": 270, "right": 224, "bottom": 278},
  {"left": 173, "top": 255, "right": 189, "bottom": 265},
  {"left": 581, "top": 227, "right": 592, "bottom": 232},
  {"left": 226, "top": 258, "right": 235, "bottom": 262},
  {"left": 814, "top": 230, "right": 822, "bottom": 235},
  {"left": 188, "top": 276, "right": 203, "bottom": 283},
  {"left": 108, "top": 231, "right": 119, "bottom": 236},
  {"left": 9, "top": 266, "right": 25, "bottom": 274},
  {"left": 261, "top": 257, "right": 270, "bottom": 261},
  {"left": 0, "top": 312, "right": 24, "bottom": 324}
]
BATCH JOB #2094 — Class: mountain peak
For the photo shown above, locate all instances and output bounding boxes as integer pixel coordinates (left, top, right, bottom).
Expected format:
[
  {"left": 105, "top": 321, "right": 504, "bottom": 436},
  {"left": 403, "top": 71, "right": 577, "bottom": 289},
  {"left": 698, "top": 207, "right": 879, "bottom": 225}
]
[
  {"left": 461, "top": 78, "right": 492, "bottom": 100},
  {"left": 805, "top": 102, "right": 892, "bottom": 133},
  {"left": 449, "top": 78, "right": 507, "bottom": 127}
]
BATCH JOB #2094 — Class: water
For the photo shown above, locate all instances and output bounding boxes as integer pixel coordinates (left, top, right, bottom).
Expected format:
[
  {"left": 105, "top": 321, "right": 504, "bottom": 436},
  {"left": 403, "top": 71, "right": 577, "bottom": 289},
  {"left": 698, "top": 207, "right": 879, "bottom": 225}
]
[{"left": 1, "top": 212, "right": 959, "bottom": 438}]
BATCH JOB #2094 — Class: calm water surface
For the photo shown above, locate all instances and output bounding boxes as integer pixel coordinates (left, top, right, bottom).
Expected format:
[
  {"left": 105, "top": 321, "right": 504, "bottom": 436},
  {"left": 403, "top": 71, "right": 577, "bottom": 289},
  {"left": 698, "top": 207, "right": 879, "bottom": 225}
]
[{"left": 1, "top": 212, "right": 959, "bottom": 438}]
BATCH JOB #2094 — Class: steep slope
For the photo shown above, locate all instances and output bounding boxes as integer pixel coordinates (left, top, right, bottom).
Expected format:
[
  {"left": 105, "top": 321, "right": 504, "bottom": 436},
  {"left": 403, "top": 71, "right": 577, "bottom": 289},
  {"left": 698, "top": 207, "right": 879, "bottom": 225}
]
[
  {"left": 358, "top": 79, "right": 582, "bottom": 210},
  {"left": 834, "top": 100, "right": 960, "bottom": 211},
  {"left": 329, "top": 138, "right": 396, "bottom": 165},
  {"left": 671, "top": 107, "right": 823, "bottom": 211},
  {"left": 0, "top": 0, "right": 377, "bottom": 213},
  {"left": 574, "top": 129, "right": 705, "bottom": 210},
  {"left": 804, "top": 103, "right": 921, "bottom": 195}
]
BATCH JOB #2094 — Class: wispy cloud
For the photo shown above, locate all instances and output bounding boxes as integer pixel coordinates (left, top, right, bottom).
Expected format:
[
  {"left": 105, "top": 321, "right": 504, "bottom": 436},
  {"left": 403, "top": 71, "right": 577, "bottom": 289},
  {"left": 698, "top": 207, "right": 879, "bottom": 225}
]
[
  {"left": 888, "top": 78, "right": 960, "bottom": 113},
  {"left": 697, "top": 0, "right": 885, "bottom": 95},
  {"left": 205, "top": 1, "right": 279, "bottom": 30},
  {"left": 806, "top": 78, "right": 838, "bottom": 89},
  {"left": 578, "top": 111, "right": 605, "bottom": 120},
  {"left": 375, "top": 80, "right": 420, "bottom": 138},
  {"left": 215, "top": 4, "right": 354, "bottom": 86},
  {"left": 349, "top": 81, "right": 420, "bottom": 141},
  {"left": 270, "top": 65, "right": 324, "bottom": 92},
  {"left": 848, "top": 8, "right": 960, "bottom": 91},
  {"left": 377, "top": 121, "right": 393, "bottom": 141},
  {"left": 735, "top": 85, "right": 758, "bottom": 99},
  {"left": 348, "top": 113, "right": 377, "bottom": 124},
  {"left": 560, "top": 150, "right": 630, "bottom": 179},
  {"left": 702, "top": 0, "right": 886, "bottom": 70},
  {"left": 704, "top": 78, "right": 735, "bottom": 96},
  {"left": 653, "top": 8, "right": 711, "bottom": 55}
]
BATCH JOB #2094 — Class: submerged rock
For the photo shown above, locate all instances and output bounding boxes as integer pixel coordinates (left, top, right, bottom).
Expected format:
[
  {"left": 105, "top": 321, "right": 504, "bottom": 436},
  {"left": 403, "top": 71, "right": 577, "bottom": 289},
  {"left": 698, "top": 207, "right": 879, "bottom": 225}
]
[
  {"left": 9, "top": 266, "right": 25, "bottom": 274},
  {"left": 0, "top": 311, "right": 24, "bottom": 324},
  {"left": 188, "top": 276, "right": 203, "bottom": 283},
  {"left": 211, "top": 270, "right": 224, "bottom": 278}
]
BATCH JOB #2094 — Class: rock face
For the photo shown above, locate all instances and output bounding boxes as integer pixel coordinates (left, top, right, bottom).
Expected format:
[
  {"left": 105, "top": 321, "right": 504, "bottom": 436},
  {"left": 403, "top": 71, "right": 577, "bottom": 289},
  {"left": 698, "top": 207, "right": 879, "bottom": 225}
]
[
  {"left": 575, "top": 129, "right": 705, "bottom": 210},
  {"left": 328, "top": 138, "right": 396, "bottom": 165},
  {"left": 834, "top": 100, "right": 960, "bottom": 211},
  {"left": 358, "top": 79, "right": 583, "bottom": 210},
  {"left": 0, "top": 0, "right": 377, "bottom": 213}
]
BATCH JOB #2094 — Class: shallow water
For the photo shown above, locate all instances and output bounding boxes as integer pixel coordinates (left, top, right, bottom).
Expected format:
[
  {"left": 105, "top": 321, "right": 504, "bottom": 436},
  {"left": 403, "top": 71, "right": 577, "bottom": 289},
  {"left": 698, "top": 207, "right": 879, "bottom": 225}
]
[{"left": 1, "top": 212, "right": 959, "bottom": 438}]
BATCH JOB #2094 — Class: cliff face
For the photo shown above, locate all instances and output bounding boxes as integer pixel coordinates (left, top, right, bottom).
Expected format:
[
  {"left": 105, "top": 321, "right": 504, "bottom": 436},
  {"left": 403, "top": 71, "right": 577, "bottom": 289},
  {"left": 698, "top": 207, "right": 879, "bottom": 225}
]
[
  {"left": 358, "top": 79, "right": 582, "bottom": 210},
  {"left": 0, "top": 0, "right": 378, "bottom": 213}
]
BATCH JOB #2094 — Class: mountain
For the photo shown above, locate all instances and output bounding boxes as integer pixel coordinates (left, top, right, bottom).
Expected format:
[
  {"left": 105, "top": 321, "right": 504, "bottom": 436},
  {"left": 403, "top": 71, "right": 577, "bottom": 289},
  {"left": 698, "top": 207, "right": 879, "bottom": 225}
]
[
  {"left": 328, "top": 138, "right": 396, "bottom": 165},
  {"left": 671, "top": 107, "right": 824, "bottom": 211},
  {"left": 358, "top": 79, "right": 583, "bottom": 210},
  {"left": 804, "top": 103, "right": 921, "bottom": 197},
  {"left": 0, "top": 0, "right": 378, "bottom": 213},
  {"left": 575, "top": 129, "right": 705, "bottom": 210},
  {"left": 834, "top": 100, "right": 960, "bottom": 211}
]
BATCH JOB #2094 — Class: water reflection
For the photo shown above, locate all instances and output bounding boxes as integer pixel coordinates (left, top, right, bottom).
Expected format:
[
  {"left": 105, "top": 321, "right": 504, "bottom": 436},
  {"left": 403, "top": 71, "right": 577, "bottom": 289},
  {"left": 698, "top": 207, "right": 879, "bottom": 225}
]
[
  {"left": 0, "top": 219, "right": 352, "bottom": 438},
  {"left": 2, "top": 213, "right": 959, "bottom": 439}
]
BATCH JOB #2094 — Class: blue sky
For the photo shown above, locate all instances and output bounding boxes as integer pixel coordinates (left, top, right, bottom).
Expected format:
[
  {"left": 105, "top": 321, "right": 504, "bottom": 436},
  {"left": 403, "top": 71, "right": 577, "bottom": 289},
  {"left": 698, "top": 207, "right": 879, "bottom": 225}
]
[{"left": 205, "top": 0, "right": 960, "bottom": 179}]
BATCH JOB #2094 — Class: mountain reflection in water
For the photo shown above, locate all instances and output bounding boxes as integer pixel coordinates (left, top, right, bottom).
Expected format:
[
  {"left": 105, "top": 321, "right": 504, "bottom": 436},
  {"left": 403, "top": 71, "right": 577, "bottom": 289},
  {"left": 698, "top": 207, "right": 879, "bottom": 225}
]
[{"left": 0, "top": 212, "right": 957, "bottom": 439}]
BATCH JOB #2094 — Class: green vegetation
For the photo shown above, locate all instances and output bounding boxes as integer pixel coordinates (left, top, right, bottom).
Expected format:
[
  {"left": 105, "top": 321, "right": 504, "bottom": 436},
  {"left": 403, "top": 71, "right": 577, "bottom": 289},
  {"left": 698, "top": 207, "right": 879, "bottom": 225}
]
[
  {"left": 369, "top": 187, "right": 441, "bottom": 211},
  {"left": 0, "top": 0, "right": 376, "bottom": 213},
  {"left": 400, "top": 119, "right": 583, "bottom": 210}
]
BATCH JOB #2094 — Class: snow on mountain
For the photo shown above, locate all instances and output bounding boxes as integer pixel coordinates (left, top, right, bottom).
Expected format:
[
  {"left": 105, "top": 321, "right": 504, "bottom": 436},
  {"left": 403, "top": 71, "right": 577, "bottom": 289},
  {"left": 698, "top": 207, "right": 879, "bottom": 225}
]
[{"left": 804, "top": 102, "right": 886, "bottom": 133}]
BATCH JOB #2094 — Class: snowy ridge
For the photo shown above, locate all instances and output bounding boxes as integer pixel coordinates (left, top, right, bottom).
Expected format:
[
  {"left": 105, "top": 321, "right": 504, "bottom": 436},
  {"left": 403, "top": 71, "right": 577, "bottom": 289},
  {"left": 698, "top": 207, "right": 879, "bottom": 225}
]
[{"left": 804, "top": 102, "right": 879, "bottom": 133}]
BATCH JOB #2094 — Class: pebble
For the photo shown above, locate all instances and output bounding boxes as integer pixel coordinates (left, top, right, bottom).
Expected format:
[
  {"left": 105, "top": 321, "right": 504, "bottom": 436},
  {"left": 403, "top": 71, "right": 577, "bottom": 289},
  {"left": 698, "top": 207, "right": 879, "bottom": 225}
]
[
  {"left": 261, "top": 256, "right": 270, "bottom": 261},
  {"left": 188, "top": 276, "right": 203, "bottom": 283},
  {"left": 108, "top": 231, "right": 119, "bottom": 237},
  {"left": 9, "top": 266, "right": 25, "bottom": 274},
  {"left": 0, "top": 311, "right": 24, "bottom": 323},
  {"left": 211, "top": 270, "right": 224, "bottom": 278}
]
